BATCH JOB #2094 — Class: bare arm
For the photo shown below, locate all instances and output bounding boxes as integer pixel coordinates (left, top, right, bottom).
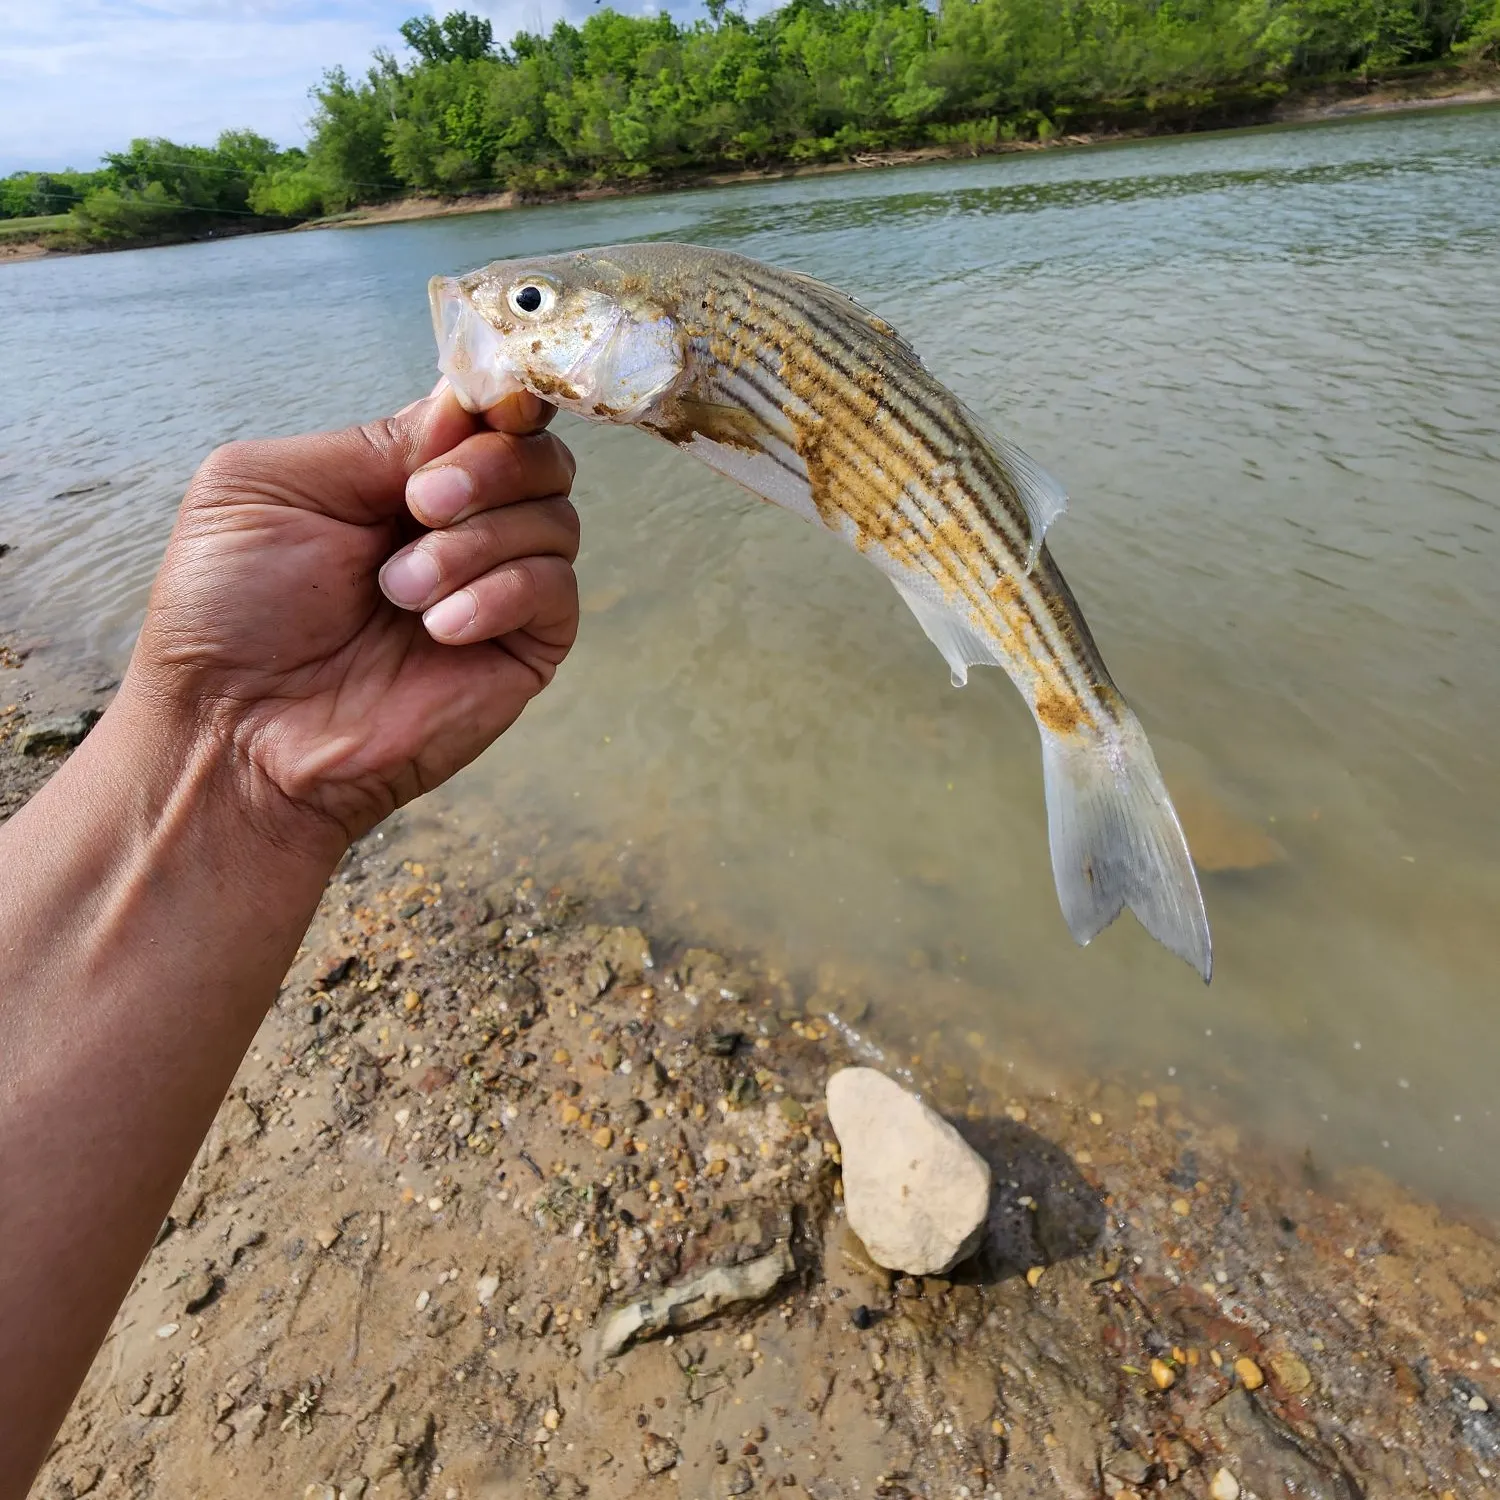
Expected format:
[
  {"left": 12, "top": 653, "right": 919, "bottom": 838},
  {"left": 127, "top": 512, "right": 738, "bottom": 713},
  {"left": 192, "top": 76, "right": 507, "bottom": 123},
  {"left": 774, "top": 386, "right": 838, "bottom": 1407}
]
[{"left": 0, "top": 384, "right": 579, "bottom": 1492}]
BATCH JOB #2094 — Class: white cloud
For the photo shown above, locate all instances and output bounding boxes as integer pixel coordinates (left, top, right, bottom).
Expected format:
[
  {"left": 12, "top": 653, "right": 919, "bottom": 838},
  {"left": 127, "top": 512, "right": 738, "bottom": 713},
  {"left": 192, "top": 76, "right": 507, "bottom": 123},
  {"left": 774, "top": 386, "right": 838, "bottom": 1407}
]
[{"left": 0, "top": 0, "right": 742, "bottom": 175}]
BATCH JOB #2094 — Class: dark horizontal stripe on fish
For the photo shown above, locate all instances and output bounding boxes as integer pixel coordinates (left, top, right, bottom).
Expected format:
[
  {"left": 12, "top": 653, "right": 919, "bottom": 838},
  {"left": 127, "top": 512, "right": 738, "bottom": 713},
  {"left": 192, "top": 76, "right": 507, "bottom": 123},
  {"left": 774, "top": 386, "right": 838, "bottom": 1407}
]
[
  {"left": 726, "top": 268, "right": 1039, "bottom": 558},
  {"left": 698, "top": 282, "right": 1103, "bottom": 708},
  {"left": 700, "top": 285, "right": 1068, "bottom": 675},
  {"left": 715, "top": 272, "right": 1056, "bottom": 618},
  {"left": 712, "top": 272, "right": 1117, "bottom": 710}
]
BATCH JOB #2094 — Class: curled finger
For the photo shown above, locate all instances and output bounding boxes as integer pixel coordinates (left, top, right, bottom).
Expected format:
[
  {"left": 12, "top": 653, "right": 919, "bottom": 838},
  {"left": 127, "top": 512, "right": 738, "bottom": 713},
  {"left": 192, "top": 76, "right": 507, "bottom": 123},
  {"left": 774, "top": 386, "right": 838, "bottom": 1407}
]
[
  {"left": 405, "top": 429, "right": 576, "bottom": 529},
  {"left": 421, "top": 554, "right": 579, "bottom": 659}
]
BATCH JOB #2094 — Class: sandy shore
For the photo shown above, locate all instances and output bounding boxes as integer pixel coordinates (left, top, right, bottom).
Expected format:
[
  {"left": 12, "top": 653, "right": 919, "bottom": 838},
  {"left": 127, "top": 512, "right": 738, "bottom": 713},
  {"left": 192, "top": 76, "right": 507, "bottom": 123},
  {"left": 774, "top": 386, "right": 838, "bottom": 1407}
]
[{"left": 5, "top": 630, "right": 1499, "bottom": 1500}]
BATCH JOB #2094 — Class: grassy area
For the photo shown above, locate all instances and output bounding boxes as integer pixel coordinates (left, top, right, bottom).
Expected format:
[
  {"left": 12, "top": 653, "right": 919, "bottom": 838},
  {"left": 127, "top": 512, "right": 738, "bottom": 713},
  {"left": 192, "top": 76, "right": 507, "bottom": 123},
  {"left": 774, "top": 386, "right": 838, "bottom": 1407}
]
[{"left": 0, "top": 213, "right": 72, "bottom": 239}]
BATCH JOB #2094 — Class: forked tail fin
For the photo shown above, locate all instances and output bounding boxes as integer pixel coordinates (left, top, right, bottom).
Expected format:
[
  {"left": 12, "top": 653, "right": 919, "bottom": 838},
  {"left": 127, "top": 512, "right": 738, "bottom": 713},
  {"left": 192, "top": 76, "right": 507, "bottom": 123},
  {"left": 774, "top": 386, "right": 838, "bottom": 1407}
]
[{"left": 1039, "top": 712, "right": 1212, "bottom": 981}]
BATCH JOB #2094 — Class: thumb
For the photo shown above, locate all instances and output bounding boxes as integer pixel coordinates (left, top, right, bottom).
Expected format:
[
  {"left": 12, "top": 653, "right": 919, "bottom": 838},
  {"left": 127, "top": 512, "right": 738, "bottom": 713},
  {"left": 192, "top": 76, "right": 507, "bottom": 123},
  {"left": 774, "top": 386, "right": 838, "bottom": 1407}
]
[{"left": 190, "top": 380, "right": 479, "bottom": 526}]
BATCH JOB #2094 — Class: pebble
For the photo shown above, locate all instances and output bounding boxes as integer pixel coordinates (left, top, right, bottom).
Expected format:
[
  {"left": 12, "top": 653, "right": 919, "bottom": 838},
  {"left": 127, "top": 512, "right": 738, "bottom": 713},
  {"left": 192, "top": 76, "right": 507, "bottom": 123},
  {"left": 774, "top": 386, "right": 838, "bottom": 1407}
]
[
  {"left": 641, "top": 1432, "right": 680, "bottom": 1474},
  {"left": 155, "top": 1323, "right": 180, "bottom": 1339},
  {"left": 1234, "top": 1356, "right": 1264, "bottom": 1391},
  {"left": 592, "top": 1125, "right": 615, "bottom": 1149},
  {"left": 394, "top": 1109, "right": 411, "bottom": 1128},
  {"left": 1210, "top": 1468, "right": 1241, "bottom": 1500},
  {"left": 1171, "top": 1198, "right": 1191, "bottom": 1217},
  {"left": 1025, "top": 1266, "right": 1045, "bottom": 1289},
  {"left": 1469, "top": 1394, "right": 1490, "bottom": 1413},
  {"left": 543, "top": 1407, "right": 561, "bottom": 1430},
  {"left": 16, "top": 710, "right": 100, "bottom": 756},
  {"left": 1150, "top": 1358, "right": 1176, "bottom": 1390},
  {"left": 476, "top": 1274, "right": 500, "bottom": 1306},
  {"left": 67, "top": 1465, "right": 102, "bottom": 1498},
  {"left": 415, "top": 1289, "right": 431, "bottom": 1312},
  {"left": 825, "top": 1067, "right": 992, "bottom": 1276},
  {"left": 1270, "top": 1351, "right": 1312, "bottom": 1394},
  {"left": 315, "top": 1227, "right": 341, "bottom": 1251}
]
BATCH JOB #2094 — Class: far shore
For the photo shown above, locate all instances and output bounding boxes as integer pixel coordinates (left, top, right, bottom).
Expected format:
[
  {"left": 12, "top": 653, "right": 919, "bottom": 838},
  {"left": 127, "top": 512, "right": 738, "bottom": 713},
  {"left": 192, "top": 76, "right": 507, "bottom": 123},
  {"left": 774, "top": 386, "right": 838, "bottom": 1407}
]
[{"left": 4, "top": 71, "right": 1497, "bottom": 264}]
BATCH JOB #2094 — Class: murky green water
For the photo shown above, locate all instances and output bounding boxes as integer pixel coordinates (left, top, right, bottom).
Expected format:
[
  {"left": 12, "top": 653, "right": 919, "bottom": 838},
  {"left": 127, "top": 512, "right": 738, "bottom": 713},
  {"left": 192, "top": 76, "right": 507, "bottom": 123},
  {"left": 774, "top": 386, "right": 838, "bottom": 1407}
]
[{"left": 3, "top": 108, "right": 1498, "bottom": 1210}]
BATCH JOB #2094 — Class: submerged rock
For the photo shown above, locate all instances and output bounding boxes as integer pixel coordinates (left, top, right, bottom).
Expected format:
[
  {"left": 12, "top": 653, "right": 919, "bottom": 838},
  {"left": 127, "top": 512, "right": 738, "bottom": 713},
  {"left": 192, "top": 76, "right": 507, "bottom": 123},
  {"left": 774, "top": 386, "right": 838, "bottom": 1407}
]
[{"left": 826, "top": 1066, "right": 991, "bottom": 1276}]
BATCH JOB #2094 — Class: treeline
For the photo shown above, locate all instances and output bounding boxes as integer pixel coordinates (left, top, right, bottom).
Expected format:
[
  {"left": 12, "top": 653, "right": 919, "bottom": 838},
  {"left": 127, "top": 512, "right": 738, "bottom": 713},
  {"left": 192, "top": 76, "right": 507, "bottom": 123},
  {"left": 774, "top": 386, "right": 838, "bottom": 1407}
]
[
  {"left": 0, "top": 133, "right": 305, "bottom": 244},
  {"left": 5, "top": 0, "right": 1498, "bottom": 245}
]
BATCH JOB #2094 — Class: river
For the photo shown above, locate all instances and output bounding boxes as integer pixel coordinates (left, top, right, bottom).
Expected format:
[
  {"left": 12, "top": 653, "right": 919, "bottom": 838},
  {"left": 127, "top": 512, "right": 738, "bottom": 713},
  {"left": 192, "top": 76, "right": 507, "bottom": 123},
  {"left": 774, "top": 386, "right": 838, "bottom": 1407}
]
[{"left": 3, "top": 105, "right": 1498, "bottom": 1213}]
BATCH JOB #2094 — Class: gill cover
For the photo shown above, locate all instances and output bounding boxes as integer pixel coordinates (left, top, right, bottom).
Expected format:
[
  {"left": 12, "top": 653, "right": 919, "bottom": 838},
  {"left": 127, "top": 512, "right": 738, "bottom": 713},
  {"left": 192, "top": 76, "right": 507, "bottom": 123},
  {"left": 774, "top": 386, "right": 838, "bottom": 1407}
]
[{"left": 429, "top": 273, "right": 682, "bottom": 422}]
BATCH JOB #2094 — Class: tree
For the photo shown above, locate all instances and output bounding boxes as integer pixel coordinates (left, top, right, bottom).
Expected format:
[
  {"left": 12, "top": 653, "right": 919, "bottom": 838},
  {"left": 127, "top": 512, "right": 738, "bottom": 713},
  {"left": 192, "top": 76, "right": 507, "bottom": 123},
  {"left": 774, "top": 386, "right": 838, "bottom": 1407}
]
[{"left": 400, "top": 11, "right": 496, "bottom": 64}]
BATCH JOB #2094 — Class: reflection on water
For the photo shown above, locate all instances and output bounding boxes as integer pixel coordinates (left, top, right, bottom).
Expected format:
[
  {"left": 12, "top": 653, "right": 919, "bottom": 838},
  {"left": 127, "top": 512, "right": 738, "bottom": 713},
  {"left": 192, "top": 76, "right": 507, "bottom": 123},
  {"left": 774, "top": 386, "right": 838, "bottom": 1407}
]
[{"left": 2, "top": 107, "right": 1498, "bottom": 1211}]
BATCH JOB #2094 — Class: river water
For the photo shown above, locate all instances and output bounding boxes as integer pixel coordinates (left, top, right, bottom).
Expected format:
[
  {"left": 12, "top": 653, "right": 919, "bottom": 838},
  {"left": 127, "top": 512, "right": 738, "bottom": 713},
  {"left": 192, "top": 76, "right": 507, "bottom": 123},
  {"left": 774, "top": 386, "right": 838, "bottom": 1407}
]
[{"left": 3, "top": 107, "right": 1498, "bottom": 1212}]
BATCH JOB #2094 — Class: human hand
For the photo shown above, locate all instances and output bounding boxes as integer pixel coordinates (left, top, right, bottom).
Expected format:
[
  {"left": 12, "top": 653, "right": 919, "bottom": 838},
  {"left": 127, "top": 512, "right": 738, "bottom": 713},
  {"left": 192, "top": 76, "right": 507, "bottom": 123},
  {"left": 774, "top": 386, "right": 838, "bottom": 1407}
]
[{"left": 123, "top": 382, "right": 579, "bottom": 857}]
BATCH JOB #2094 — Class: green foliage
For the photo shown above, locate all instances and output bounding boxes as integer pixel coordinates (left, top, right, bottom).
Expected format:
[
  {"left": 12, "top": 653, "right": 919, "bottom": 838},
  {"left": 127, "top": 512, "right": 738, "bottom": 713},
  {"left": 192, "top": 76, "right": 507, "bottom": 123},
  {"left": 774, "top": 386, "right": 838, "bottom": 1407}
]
[
  {"left": 72, "top": 181, "right": 181, "bottom": 242},
  {"left": 0, "top": 170, "right": 105, "bottom": 220},
  {"left": 3, "top": 0, "right": 1493, "bottom": 248},
  {"left": 1457, "top": 0, "right": 1500, "bottom": 57},
  {"left": 400, "top": 10, "right": 496, "bottom": 64},
  {"left": 298, "top": 0, "right": 1495, "bottom": 200}
]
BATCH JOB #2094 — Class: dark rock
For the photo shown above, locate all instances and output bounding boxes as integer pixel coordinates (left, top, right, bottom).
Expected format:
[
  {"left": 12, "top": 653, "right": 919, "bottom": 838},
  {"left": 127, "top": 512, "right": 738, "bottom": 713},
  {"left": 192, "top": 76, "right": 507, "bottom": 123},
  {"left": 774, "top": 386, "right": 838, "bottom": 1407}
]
[
  {"left": 16, "top": 709, "right": 101, "bottom": 757},
  {"left": 706, "top": 1031, "right": 743, "bottom": 1057},
  {"left": 641, "top": 1433, "right": 679, "bottom": 1475},
  {"left": 314, "top": 955, "right": 356, "bottom": 989},
  {"left": 850, "top": 1304, "right": 873, "bottom": 1330}
]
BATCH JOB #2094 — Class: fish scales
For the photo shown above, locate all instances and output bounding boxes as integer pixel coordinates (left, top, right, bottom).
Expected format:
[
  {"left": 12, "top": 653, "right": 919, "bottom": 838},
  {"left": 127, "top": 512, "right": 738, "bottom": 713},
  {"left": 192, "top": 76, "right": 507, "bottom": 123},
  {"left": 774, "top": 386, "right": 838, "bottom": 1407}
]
[
  {"left": 698, "top": 270, "right": 1108, "bottom": 720},
  {"left": 428, "top": 241, "right": 1212, "bottom": 979}
]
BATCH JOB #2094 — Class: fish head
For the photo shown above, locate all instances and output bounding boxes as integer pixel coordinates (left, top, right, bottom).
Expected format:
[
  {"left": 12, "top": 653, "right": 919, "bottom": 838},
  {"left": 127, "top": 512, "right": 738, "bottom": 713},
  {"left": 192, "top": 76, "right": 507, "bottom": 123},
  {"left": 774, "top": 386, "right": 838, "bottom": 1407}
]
[{"left": 429, "top": 251, "right": 684, "bottom": 423}]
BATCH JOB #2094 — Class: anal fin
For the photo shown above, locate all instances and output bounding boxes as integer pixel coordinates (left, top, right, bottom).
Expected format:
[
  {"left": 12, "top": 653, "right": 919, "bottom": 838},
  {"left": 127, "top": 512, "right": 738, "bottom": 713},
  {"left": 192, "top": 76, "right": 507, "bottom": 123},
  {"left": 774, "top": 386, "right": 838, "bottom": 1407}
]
[{"left": 889, "top": 573, "right": 1006, "bottom": 688}]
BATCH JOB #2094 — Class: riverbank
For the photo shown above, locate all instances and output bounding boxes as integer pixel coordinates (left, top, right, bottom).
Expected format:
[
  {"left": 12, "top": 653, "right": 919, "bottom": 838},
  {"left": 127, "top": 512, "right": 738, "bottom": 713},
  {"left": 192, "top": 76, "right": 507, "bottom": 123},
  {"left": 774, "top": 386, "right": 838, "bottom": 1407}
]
[
  {"left": 317, "top": 71, "right": 1500, "bottom": 235},
  {"left": 5, "top": 68, "right": 1496, "bottom": 263},
  {"left": 6, "top": 635, "right": 1499, "bottom": 1500}
]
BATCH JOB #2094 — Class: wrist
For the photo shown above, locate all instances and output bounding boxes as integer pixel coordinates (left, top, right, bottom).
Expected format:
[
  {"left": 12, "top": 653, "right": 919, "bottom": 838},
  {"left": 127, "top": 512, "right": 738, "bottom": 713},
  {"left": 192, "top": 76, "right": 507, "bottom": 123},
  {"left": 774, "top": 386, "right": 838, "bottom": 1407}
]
[{"left": 88, "top": 675, "right": 351, "bottom": 886}]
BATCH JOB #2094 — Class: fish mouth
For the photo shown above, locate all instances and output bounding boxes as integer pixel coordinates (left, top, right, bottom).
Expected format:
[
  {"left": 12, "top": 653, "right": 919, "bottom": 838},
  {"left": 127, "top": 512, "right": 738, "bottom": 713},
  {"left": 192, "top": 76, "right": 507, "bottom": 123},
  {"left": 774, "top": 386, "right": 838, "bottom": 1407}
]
[{"left": 429, "top": 276, "right": 525, "bottom": 413}]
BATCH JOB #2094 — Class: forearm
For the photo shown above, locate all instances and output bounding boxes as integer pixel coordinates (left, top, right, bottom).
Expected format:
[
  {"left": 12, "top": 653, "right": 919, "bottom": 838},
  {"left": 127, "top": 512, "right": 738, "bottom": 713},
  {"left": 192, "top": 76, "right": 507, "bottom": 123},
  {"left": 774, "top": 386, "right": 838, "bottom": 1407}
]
[{"left": 0, "top": 685, "right": 344, "bottom": 1490}]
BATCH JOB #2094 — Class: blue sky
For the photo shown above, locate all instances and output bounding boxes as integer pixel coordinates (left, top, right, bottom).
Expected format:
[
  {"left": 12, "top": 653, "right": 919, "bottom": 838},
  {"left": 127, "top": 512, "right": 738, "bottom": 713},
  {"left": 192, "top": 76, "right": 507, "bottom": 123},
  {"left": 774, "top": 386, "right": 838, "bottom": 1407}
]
[{"left": 0, "top": 0, "right": 709, "bottom": 175}]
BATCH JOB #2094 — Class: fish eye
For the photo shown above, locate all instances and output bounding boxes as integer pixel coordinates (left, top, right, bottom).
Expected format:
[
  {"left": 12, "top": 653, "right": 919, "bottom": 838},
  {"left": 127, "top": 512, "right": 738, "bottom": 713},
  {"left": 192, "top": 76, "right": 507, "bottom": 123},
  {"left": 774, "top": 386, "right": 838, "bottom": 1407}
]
[{"left": 508, "top": 282, "right": 554, "bottom": 318}]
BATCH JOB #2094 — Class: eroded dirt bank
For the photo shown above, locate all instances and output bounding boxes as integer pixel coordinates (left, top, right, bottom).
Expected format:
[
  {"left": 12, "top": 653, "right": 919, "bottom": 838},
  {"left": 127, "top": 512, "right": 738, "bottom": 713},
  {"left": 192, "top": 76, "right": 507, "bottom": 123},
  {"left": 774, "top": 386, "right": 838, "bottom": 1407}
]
[{"left": 4, "top": 645, "right": 1499, "bottom": 1500}]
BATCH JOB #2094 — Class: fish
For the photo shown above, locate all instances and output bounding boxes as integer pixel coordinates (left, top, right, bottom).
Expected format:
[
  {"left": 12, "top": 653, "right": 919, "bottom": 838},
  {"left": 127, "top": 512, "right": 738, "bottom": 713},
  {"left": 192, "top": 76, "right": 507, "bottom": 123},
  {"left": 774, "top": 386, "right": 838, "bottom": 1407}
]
[{"left": 429, "top": 242, "right": 1212, "bottom": 980}]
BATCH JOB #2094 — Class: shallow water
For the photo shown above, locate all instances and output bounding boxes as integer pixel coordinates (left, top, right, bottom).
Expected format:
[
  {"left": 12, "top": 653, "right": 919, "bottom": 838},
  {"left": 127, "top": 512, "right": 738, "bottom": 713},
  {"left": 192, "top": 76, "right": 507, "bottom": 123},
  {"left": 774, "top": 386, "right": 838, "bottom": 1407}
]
[{"left": 3, "top": 107, "right": 1498, "bottom": 1211}]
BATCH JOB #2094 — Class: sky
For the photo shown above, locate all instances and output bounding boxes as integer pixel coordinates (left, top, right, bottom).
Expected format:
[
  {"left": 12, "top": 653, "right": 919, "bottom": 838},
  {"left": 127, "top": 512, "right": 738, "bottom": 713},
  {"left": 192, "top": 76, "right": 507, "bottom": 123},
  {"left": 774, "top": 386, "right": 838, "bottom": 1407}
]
[{"left": 0, "top": 0, "right": 707, "bottom": 176}]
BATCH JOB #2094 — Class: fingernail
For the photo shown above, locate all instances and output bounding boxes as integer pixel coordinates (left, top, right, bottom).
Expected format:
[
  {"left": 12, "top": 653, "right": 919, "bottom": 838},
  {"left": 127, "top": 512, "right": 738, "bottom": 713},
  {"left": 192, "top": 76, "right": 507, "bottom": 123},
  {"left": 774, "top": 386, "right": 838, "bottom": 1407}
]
[
  {"left": 423, "top": 589, "right": 476, "bottom": 641},
  {"left": 379, "top": 547, "right": 440, "bottom": 608},
  {"left": 407, "top": 465, "right": 472, "bottom": 525}
]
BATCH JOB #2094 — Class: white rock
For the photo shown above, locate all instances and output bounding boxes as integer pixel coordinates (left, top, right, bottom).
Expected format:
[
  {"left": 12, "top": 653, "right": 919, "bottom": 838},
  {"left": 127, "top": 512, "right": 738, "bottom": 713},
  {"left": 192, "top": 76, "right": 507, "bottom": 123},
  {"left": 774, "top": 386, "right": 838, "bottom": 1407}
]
[
  {"left": 825, "top": 1067, "right": 991, "bottom": 1276},
  {"left": 1210, "top": 1469, "right": 1240, "bottom": 1500},
  {"left": 476, "top": 1273, "right": 500, "bottom": 1306}
]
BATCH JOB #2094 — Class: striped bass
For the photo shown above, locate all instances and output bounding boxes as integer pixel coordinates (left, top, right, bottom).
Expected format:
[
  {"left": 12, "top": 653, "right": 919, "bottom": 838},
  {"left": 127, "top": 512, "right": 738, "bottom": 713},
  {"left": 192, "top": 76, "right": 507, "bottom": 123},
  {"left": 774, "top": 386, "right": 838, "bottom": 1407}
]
[{"left": 429, "top": 242, "right": 1213, "bottom": 980}]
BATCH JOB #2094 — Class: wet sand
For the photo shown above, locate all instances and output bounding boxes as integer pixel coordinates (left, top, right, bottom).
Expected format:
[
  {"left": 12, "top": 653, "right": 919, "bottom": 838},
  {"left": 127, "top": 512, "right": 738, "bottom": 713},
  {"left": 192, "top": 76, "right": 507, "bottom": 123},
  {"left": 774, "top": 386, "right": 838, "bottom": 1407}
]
[{"left": 5, "top": 636, "right": 1499, "bottom": 1500}]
